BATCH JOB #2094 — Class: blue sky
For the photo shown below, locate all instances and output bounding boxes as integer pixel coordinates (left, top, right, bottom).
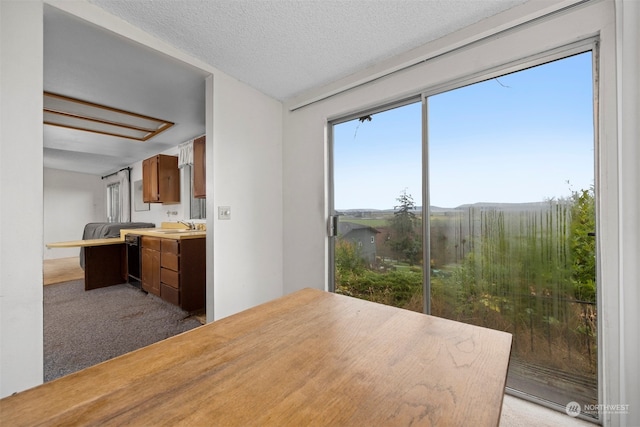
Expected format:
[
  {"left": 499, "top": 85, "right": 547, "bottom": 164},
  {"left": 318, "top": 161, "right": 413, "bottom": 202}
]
[{"left": 333, "top": 52, "right": 594, "bottom": 210}]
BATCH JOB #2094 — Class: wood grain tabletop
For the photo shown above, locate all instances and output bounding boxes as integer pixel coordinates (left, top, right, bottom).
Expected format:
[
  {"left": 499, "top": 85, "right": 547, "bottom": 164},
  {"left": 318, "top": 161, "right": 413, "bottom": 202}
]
[{"left": 0, "top": 288, "right": 512, "bottom": 426}]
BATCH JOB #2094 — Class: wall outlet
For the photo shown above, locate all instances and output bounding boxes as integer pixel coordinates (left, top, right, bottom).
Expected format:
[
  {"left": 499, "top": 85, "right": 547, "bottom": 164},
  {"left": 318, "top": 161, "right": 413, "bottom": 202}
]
[{"left": 218, "top": 206, "right": 231, "bottom": 220}]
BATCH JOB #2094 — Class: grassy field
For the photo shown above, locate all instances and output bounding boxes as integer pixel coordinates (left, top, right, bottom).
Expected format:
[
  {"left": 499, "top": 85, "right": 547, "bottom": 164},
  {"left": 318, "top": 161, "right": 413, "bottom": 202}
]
[{"left": 338, "top": 217, "right": 391, "bottom": 228}]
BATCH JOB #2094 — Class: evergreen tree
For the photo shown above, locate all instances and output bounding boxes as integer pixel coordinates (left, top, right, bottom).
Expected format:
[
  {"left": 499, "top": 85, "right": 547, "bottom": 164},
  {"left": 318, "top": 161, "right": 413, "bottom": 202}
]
[
  {"left": 389, "top": 189, "right": 421, "bottom": 265},
  {"left": 570, "top": 187, "right": 596, "bottom": 302}
]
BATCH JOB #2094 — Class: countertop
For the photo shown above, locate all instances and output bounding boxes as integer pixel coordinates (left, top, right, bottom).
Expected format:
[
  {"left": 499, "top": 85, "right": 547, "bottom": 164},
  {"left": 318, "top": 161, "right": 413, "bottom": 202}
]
[
  {"left": 0, "top": 288, "right": 512, "bottom": 426},
  {"left": 46, "top": 227, "right": 205, "bottom": 249},
  {"left": 119, "top": 227, "right": 206, "bottom": 240}
]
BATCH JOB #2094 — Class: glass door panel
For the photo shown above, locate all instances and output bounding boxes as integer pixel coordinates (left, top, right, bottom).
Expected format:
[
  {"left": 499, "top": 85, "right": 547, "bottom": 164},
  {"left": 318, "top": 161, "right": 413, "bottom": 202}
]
[
  {"left": 427, "top": 52, "right": 597, "bottom": 417},
  {"left": 332, "top": 102, "right": 424, "bottom": 312}
]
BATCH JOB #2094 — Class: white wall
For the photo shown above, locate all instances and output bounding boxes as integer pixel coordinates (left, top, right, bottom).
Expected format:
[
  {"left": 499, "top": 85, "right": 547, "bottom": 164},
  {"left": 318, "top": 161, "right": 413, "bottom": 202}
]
[
  {"left": 210, "top": 72, "right": 283, "bottom": 320},
  {"left": 0, "top": 0, "right": 44, "bottom": 397},
  {"left": 43, "top": 168, "right": 104, "bottom": 259},
  {"left": 282, "top": 1, "right": 639, "bottom": 425},
  {"left": 614, "top": 1, "right": 640, "bottom": 425}
]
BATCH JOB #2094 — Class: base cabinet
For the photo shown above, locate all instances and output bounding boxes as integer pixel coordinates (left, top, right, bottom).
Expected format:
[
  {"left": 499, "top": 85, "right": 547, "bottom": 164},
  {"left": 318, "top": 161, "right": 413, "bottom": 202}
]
[
  {"left": 139, "top": 236, "right": 205, "bottom": 312},
  {"left": 159, "top": 237, "right": 205, "bottom": 312},
  {"left": 84, "top": 243, "right": 127, "bottom": 290},
  {"left": 141, "top": 237, "right": 161, "bottom": 296}
]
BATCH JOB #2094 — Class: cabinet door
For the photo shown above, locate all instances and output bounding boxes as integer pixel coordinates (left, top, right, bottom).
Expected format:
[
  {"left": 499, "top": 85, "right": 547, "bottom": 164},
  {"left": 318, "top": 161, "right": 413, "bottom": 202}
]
[
  {"left": 142, "top": 157, "right": 160, "bottom": 203},
  {"left": 179, "top": 238, "right": 206, "bottom": 312},
  {"left": 158, "top": 155, "right": 180, "bottom": 203},
  {"left": 142, "top": 154, "right": 180, "bottom": 203},
  {"left": 149, "top": 156, "right": 160, "bottom": 202},
  {"left": 142, "top": 158, "right": 152, "bottom": 203},
  {"left": 141, "top": 247, "right": 160, "bottom": 296},
  {"left": 193, "top": 136, "right": 206, "bottom": 199}
]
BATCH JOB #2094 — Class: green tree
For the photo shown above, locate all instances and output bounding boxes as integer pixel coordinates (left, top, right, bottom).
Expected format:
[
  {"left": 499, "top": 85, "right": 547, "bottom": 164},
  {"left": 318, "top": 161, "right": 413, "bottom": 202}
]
[
  {"left": 389, "top": 189, "right": 421, "bottom": 265},
  {"left": 570, "top": 187, "right": 596, "bottom": 302}
]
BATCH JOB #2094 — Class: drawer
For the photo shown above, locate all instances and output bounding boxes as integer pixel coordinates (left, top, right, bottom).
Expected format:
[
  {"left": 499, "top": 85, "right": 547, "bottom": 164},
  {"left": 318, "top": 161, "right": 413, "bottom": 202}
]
[
  {"left": 161, "top": 283, "right": 179, "bottom": 306},
  {"left": 161, "top": 252, "right": 179, "bottom": 271},
  {"left": 141, "top": 236, "right": 161, "bottom": 251},
  {"left": 161, "top": 239, "right": 179, "bottom": 255},
  {"left": 161, "top": 267, "right": 179, "bottom": 289}
]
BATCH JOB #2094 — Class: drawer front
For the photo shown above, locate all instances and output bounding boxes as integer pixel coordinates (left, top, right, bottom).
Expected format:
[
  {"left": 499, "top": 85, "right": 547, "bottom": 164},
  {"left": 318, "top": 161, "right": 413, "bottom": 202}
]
[
  {"left": 141, "top": 236, "right": 161, "bottom": 251},
  {"left": 161, "top": 239, "right": 179, "bottom": 255},
  {"left": 161, "top": 252, "right": 179, "bottom": 271},
  {"left": 161, "top": 283, "right": 179, "bottom": 306},
  {"left": 161, "top": 267, "right": 179, "bottom": 289}
]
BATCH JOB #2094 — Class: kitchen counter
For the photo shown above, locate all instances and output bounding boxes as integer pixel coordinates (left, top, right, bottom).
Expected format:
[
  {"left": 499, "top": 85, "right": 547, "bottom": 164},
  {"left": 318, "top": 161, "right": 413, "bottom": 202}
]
[
  {"left": 46, "top": 228, "right": 205, "bottom": 249},
  {"left": 46, "top": 225, "right": 205, "bottom": 291},
  {"left": 46, "top": 237, "right": 126, "bottom": 248},
  {"left": 120, "top": 228, "right": 206, "bottom": 240},
  {"left": 0, "top": 288, "right": 512, "bottom": 426}
]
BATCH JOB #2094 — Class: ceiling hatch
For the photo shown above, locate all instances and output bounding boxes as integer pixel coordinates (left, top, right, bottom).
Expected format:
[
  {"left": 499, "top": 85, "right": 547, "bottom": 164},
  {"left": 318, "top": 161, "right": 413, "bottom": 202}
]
[{"left": 43, "top": 92, "right": 174, "bottom": 141}]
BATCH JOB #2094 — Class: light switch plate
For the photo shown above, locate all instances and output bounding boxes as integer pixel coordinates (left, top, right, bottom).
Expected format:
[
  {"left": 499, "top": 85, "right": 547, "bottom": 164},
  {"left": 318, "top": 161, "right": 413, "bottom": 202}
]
[{"left": 218, "top": 206, "right": 231, "bottom": 220}]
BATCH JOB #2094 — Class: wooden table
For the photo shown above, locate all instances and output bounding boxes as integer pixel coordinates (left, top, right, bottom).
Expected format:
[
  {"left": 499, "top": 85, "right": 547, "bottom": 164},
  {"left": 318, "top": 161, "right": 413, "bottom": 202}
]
[{"left": 0, "top": 289, "right": 512, "bottom": 426}]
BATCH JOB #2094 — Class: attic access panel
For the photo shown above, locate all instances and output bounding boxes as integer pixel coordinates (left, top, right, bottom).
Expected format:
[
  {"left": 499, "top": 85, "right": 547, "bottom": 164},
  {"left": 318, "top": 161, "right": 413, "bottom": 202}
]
[{"left": 43, "top": 92, "right": 174, "bottom": 141}]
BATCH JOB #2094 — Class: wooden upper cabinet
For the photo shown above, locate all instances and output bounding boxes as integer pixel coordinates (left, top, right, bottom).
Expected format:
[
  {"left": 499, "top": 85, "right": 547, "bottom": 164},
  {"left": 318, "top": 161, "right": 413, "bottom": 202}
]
[
  {"left": 193, "top": 136, "right": 206, "bottom": 199},
  {"left": 142, "top": 157, "right": 156, "bottom": 203},
  {"left": 142, "top": 154, "right": 180, "bottom": 204}
]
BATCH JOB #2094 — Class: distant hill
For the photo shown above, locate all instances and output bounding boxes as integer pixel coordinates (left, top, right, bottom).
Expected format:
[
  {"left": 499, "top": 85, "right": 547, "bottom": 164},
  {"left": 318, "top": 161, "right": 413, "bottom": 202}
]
[
  {"left": 455, "top": 201, "right": 568, "bottom": 211},
  {"left": 338, "top": 201, "right": 567, "bottom": 215}
]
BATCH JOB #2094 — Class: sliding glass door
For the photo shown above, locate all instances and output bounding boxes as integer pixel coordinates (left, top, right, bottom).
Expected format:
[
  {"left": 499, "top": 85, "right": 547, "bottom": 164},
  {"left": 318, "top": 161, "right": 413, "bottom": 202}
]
[
  {"left": 331, "top": 50, "right": 598, "bottom": 418},
  {"left": 331, "top": 101, "right": 425, "bottom": 312},
  {"left": 426, "top": 52, "right": 597, "bottom": 417}
]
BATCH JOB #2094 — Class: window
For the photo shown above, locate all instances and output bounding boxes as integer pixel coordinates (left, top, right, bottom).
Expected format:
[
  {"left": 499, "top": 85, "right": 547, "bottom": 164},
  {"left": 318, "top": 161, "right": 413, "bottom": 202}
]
[
  {"left": 331, "top": 101, "right": 423, "bottom": 311},
  {"left": 106, "top": 182, "right": 120, "bottom": 223},
  {"left": 427, "top": 52, "right": 596, "bottom": 417},
  {"left": 330, "top": 50, "right": 598, "bottom": 419},
  {"left": 103, "top": 169, "right": 130, "bottom": 222},
  {"left": 185, "top": 164, "right": 206, "bottom": 220}
]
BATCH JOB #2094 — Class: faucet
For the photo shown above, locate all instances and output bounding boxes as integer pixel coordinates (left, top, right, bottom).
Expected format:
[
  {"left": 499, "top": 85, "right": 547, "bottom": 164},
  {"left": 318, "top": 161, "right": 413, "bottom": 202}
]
[{"left": 178, "top": 220, "right": 195, "bottom": 230}]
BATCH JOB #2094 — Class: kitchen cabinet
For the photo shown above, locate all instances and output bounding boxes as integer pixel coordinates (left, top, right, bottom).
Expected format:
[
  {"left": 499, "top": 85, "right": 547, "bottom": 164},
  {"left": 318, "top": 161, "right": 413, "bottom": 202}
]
[
  {"left": 141, "top": 236, "right": 161, "bottom": 296},
  {"left": 193, "top": 136, "right": 206, "bottom": 199},
  {"left": 142, "top": 154, "right": 180, "bottom": 203},
  {"left": 160, "top": 237, "right": 206, "bottom": 312}
]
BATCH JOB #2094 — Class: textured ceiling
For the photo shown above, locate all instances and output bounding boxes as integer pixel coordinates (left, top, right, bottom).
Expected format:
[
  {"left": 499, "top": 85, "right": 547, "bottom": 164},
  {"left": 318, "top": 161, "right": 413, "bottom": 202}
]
[
  {"left": 45, "top": 0, "right": 528, "bottom": 175},
  {"left": 88, "top": 0, "right": 528, "bottom": 101}
]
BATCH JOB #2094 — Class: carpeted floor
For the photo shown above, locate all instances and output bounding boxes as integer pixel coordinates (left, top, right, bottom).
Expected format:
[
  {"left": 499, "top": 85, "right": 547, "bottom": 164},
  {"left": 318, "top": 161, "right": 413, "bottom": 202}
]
[{"left": 44, "top": 280, "right": 202, "bottom": 382}]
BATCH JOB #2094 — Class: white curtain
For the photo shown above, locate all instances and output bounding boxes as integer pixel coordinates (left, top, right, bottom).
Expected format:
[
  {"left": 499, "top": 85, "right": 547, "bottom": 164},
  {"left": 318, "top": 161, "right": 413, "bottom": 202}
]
[{"left": 178, "top": 140, "right": 194, "bottom": 168}]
